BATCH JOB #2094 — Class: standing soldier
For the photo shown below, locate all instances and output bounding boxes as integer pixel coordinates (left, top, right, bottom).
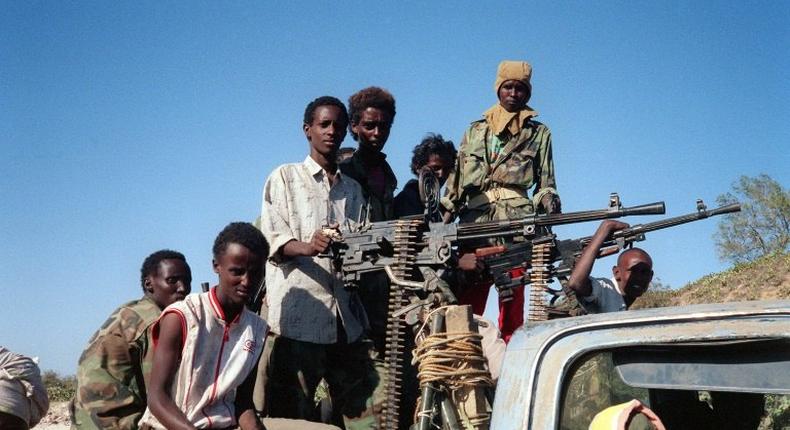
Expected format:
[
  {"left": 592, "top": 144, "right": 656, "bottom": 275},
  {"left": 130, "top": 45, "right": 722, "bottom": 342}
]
[
  {"left": 339, "top": 87, "right": 398, "bottom": 353},
  {"left": 339, "top": 88, "right": 408, "bottom": 427},
  {"left": 260, "top": 96, "right": 377, "bottom": 429},
  {"left": 442, "top": 60, "right": 561, "bottom": 341}
]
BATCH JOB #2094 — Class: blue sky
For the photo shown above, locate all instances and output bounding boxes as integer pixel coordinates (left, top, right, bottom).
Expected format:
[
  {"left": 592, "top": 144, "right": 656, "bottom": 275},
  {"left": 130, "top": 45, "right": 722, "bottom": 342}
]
[{"left": 1, "top": 1, "right": 788, "bottom": 375}]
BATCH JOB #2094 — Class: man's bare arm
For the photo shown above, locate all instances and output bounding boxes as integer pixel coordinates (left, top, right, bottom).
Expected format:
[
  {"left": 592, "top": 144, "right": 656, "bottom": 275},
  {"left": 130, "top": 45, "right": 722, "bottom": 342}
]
[
  {"left": 146, "top": 312, "right": 196, "bottom": 430},
  {"left": 566, "top": 220, "right": 629, "bottom": 297},
  {"left": 235, "top": 365, "right": 264, "bottom": 430},
  {"left": 282, "top": 230, "right": 332, "bottom": 258}
]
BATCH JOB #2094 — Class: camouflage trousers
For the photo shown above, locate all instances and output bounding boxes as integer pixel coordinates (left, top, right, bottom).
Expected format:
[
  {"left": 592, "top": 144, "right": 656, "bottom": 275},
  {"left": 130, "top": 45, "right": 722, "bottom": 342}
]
[{"left": 265, "top": 335, "right": 380, "bottom": 430}]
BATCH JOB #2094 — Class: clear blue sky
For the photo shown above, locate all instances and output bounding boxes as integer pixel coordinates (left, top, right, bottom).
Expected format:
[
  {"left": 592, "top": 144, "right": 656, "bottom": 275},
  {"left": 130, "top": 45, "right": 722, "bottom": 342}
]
[{"left": 1, "top": 2, "right": 787, "bottom": 375}]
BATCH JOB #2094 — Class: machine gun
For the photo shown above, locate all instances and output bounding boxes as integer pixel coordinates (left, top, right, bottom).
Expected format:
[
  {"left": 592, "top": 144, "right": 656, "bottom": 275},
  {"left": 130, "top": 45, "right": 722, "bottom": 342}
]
[
  {"left": 477, "top": 199, "right": 741, "bottom": 320},
  {"left": 325, "top": 194, "right": 663, "bottom": 429},
  {"left": 327, "top": 194, "right": 665, "bottom": 291}
]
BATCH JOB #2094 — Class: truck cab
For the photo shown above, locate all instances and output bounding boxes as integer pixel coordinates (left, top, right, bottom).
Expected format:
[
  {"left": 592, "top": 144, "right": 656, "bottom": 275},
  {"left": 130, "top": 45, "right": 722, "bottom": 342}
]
[{"left": 491, "top": 300, "right": 790, "bottom": 429}]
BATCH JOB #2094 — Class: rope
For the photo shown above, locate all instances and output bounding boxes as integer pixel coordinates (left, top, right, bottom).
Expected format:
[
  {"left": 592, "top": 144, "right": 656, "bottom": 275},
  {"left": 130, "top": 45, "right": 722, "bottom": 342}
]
[
  {"left": 412, "top": 331, "right": 492, "bottom": 389},
  {"left": 412, "top": 313, "right": 494, "bottom": 428}
]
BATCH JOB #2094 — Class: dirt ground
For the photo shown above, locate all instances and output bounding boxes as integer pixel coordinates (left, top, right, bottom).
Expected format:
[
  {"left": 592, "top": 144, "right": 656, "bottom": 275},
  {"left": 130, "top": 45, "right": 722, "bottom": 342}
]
[{"left": 34, "top": 401, "right": 70, "bottom": 429}]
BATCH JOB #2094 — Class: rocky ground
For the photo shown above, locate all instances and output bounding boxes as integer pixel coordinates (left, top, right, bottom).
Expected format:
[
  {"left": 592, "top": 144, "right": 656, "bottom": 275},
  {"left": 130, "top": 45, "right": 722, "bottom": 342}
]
[{"left": 34, "top": 401, "right": 70, "bottom": 429}]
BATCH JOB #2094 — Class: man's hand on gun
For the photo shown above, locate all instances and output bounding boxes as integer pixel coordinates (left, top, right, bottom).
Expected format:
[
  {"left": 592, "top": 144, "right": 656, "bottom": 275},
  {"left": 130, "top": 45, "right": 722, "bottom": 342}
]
[
  {"left": 594, "top": 220, "right": 630, "bottom": 241},
  {"left": 457, "top": 252, "right": 485, "bottom": 273},
  {"left": 308, "top": 230, "right": 333, "bottom": 255},
  {"left": 283, "top": 224, "right": 341, "bottom": 257},
  {"left": 540, "top": 193, "right": 562, "bottom": 214}
]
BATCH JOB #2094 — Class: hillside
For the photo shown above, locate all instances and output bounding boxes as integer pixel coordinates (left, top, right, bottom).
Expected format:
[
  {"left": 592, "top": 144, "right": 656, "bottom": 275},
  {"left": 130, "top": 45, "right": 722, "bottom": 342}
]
[{"left": 633, "top": 251, "right": 790, "bottom": 309}]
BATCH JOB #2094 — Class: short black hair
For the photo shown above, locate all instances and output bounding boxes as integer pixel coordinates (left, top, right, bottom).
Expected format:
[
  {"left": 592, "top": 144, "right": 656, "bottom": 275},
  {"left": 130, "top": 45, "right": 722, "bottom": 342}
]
[
  {"left": 348, "top": 87, "right": 396, "bottom": 140},
  {"left": 618, "top": 247, "right": 653, "bottom": 267},
  {"left": 213, "top": 222, "right": 269, "bottom": 260},
  {"left": 303, "top": 96, "right": 349, "bottom": 126},
  {"left": 410, "top": 133, "right": 457, "bottom": 175},
  {"left": 140, "top": 250, "right": 188, "bottom": 291}
]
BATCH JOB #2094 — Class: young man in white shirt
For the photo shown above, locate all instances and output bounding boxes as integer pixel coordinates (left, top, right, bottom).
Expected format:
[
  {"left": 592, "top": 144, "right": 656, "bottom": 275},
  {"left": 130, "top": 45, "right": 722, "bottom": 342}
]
[{"left": 260, "top": 96, "right": 377, "bottom": 429}]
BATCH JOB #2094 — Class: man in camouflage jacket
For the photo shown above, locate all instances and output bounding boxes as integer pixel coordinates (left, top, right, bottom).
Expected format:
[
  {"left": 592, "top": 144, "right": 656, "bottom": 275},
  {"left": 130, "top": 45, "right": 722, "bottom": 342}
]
[
  {"left": 443, "top": 61, "right": 559, "bottom": 224},
  {"left": 442, "top": 60, "right": 561, "bottom": 341},
  {"left": 71, "top": 250, "right": 191, "bottom": 429}
]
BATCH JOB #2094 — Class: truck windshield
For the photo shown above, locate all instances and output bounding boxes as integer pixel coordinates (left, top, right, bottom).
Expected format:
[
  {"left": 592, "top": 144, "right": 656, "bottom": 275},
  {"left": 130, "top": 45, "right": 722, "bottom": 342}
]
[{"left": 559, "top": 343, "right": 790, "bottom": 430}]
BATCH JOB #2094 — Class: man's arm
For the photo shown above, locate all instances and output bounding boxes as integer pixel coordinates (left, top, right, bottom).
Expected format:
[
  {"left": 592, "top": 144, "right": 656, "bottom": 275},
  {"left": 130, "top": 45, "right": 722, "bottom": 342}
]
[
  {"left": 146, "top": 312, "right": 196, "bottom": 430},
  {"left": 440, "top": 129, "right": 470, "bottom": 222},
  {"left": 533, "top": 126, "right": 561, "bottom": 214},
  {"left": 234, "top": 364, "right": 264, "bottom": 430},
  {"left": 261, "top": 167, "right": 339, "bottom": 260},
  {"left": 261, "top": 168, "right": 302, "bottom": 263},
  {"left": 73, "top": 308, "right": 148, "bottom": 429},
  {"left": 566, "top": 220, "right": 629, "bottom": 297},
  {"left": 281, "top": 230, "right": 332, "bottom": 257}
]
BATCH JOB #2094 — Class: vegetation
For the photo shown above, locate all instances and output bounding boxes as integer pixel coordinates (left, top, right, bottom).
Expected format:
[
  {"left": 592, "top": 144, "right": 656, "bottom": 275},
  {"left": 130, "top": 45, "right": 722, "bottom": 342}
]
[
  {"left": 715, "top": 174, "right": 790, "bottom": 264},
  {"left": 633, "top": 251, "right": 790, "bottom": 309},
  {"left": 41, "top": 369, "right": 76, "bottom": 402}
]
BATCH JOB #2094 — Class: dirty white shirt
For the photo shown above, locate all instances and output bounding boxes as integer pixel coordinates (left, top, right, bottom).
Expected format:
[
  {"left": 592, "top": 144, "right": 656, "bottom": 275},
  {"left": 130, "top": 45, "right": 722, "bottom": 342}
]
[
  {"left": 581, "top": 277, "right": 627, "bottom": 314},
  {"left": 261, "top": 155, "right": 369, "bottom": 344}
]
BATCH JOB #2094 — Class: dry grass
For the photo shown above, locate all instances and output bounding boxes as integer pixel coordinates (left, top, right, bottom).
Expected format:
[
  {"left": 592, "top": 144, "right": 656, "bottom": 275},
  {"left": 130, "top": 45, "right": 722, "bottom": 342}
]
[{"left": 632, "top": 251, "right": 790, "bottom": 309}]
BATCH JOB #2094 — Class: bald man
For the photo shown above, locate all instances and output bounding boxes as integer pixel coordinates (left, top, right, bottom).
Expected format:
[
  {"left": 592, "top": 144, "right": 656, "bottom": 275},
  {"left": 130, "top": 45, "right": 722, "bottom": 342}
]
[{"left": 566, "top": 220, "right": 654, "bottom": 313}]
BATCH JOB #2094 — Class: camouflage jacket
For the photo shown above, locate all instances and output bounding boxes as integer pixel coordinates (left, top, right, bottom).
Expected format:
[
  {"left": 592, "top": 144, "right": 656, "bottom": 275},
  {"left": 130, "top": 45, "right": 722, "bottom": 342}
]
[
  {"left": 71, "top": 296, "right": 161, "bottom": 430},
  {"left": 339, "top": 150, "right": 398, "bottom": 222},
  {"left": 442, "top": 117, "right": 558, "bottom": 224}
]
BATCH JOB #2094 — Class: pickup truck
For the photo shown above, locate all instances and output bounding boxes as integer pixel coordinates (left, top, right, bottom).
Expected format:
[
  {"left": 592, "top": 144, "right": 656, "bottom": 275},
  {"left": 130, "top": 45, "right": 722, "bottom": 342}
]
[{"left": 491, "top": 300, "right": 790, "bottom": 429}]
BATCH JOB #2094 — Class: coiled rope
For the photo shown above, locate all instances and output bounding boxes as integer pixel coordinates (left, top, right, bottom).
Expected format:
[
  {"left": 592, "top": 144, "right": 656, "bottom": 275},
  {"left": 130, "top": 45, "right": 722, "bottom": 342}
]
[{"left": 411, "top": 307, "right": 494, "bottom": 427}]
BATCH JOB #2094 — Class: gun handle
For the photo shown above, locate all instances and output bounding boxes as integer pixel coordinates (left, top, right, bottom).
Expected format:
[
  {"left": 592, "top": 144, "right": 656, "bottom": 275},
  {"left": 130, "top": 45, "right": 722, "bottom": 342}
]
[
  {"left": 597, "top": 246, "right": 620, "bottom": 259},
  {"left": 475, "top": 245, "right": 507, "bottom": 257}
]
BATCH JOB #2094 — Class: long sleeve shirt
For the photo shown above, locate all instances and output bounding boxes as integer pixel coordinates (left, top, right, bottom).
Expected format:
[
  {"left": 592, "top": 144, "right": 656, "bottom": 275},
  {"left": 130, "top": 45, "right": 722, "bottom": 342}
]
[
  {"left": 442, "top": 116, "right": 558, "bottom": 224},
  {"left": 71, "top": 297, "right": 160, "bottom": 429},
  {"left": 260, "top": 156, "right": 369, "bottom": 344}
]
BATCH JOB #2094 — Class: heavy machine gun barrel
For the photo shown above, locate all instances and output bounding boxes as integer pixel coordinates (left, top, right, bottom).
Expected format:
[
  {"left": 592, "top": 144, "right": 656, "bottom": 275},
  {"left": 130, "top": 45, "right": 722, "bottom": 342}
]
[
  {"left": 560, "top": 201, "right": 741, "bottom": 264},
  {"left": 477, "top": 199, "right": 740, "bottom": 305},
  {"left": 455, "top": 201, "right": 665, "bottom": 241}
]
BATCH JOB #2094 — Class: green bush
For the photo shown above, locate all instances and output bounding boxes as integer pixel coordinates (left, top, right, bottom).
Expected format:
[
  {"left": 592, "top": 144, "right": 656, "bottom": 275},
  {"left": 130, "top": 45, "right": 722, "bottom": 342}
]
[
  {"left": 760, "top": 394, "right": 790, "bottom": 430},
  {"left": 42, "top": 370, "right": 77, "bottom": 402}
]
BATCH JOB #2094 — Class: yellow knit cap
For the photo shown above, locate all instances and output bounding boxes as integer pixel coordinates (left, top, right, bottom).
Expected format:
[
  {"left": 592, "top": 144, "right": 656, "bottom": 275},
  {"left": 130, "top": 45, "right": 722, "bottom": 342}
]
[{"left": 494, "top": 60, "right": 533, "bottom": 96}]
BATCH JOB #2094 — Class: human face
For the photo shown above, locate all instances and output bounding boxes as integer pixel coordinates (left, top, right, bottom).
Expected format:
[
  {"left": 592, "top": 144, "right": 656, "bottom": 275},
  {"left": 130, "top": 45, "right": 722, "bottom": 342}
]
[
  {"left": 425, "top": 154, "right": 452, "bottom": 186},
  {"left": 146, "top": 259, "right": 192, "bottom": 310},
  {"left": 213, "top": 243, "right": 264, "bottom": 312},
  {"left": 304, "top": 105, "right": 347, "bottom": 159},
  {"left": 497, "top": 80, "right": 530, "bottom": 112},
  {"left": 352, "top": 107, "right": 392, "bottom": 153},
  {"left": 613, "top": 251, "right": 654, "bottom": 303}
]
